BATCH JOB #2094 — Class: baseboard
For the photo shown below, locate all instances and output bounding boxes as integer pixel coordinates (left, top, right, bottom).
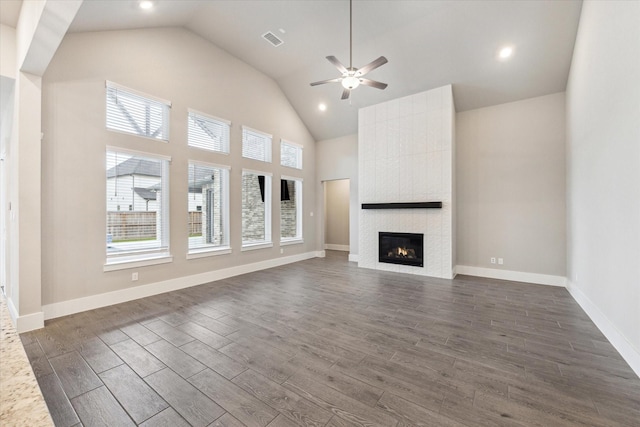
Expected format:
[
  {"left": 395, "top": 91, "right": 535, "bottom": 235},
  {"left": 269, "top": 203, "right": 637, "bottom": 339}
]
[
  {"left": 348, "top": 254, "right": 359, "bottom": 262},
  {"left": 43, "top": 251, "right": 320, "bottom": 321},
  {"left": 324, "top": 244, "right": 350, "bottom": 252},
  {"left": 455, "top": 265, "right": 566, "bottom": 287},
  {"left": 315, "top": 250, "right": 326, "bottom": 258},
  {"left": 566, "top": 280, "right": 640, "bottom": 377},
  {"left": 7, "top": 297, "right": 45, "bottom": 333}
]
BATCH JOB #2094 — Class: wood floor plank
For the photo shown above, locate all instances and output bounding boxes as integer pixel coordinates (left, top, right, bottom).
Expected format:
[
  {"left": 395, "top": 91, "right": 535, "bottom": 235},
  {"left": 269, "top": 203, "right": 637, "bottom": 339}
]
[
  {"left": 232, "top": 369, "right": 333, "bottom": 427},
  {"left": 145, "top": 319, "right": 196, "bottom": 347},
  {"left": 189, "top": 368, "right": 278, "bottom": 426},
  {"left": 139, "top": 407, "right": 190, "bottom": 427},
  {"left": 176, "top": 321, "right": 231, "bottom": 349},
  {"left": 145, "top": 368, "right": 225, "bottom": 427},
  {"left": 36, "top": 373, "right": 80, "bottom": 426},
  {"left": 76, "top": 336, "right": 123, "bottom": 374},
  {"left": 180, "top": 340, "right": 246, "bottom": 379},
  {"left": 48, "top": 351, "right": 103, "bottom": 398},
  {"left": 70, "top": 385, "right": 135, "bottom": 427},
  {"left": 110, "top": 338, "right": 166, "bottom": 378},
  {"left": 22, "top": 342, "right": 53, "bottom": 378},
  {"left": 376, "top": 391, "right": 466, "bottom": 426},
  {"left": 99, "top": 364, "right": 169, "bottom": 423},
  {"left": 210, "top": 412, "right": 247, "bottom": 427},
  {"left": 145, "top": 339, "right": 206, "bottom": 379},
  {"left": 283, "top": 373, "right": 399, "bottom": 427},
  {"left": 120, "top": 322, "right": 162, "bottom": 346}
]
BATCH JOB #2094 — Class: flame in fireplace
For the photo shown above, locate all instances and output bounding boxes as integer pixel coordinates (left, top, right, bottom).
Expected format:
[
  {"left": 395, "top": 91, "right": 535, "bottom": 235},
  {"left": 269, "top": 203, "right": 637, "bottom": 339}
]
[{"left": 388, "top": 246, "right": 416, "bottom": 258}]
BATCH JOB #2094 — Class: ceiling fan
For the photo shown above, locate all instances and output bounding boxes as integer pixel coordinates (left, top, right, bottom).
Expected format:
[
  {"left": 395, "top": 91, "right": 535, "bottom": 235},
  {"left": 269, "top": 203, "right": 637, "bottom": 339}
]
[{"left": 310, "top": 0, "right": 388, "bottom": 100}]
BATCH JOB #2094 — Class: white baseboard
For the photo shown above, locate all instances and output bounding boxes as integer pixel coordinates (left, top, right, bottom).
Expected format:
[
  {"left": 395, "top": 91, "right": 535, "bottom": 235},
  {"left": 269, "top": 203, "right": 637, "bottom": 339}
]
[
  {"left": 43, "top": 251, "right": 320, "bottom": 321},
  {"left": 324, "top": 244, "right": 350, "bottom": 252},
  {"left": 7, "top": 297, "right": 45, "bottom": 333},
  {"left": 348, "top": 254, "right": 359, "bottom": 262},
  {"left": 455, "top": 265, "right": 566, "bottom": 287},
  {"left": 315, "top": 250, "right": 326, "bottom": 258},
  {"left": 566, "top": 280, "right": 640, "bottom": 377}
]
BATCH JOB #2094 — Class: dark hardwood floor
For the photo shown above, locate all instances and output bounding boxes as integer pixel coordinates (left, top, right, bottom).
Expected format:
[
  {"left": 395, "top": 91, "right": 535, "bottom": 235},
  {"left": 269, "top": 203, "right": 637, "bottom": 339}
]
[{"left": 21, "top": 251, "right": 640, "bottom": 426}]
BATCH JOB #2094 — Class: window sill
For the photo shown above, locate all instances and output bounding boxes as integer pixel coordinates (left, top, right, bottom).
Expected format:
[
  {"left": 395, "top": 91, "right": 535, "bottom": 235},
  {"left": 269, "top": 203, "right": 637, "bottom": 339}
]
[
  {"left": 104, "top": 253, "right": 173, "bottom": 272},
  {"left": 241, "top": 242, "right": 273, "bottom": 252},
  {"left": 280, "top": 238, "right": 304, "bottom": 246},
  {"left": 187, "top": 247, "right": 232, "bottom": 259}
]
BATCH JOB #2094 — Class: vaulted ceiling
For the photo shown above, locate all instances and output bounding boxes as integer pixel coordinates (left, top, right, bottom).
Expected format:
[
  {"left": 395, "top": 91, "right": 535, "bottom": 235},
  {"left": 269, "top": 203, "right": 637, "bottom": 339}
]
[{"left": 1, "top": 0, "right": 583, "bottom": 141}]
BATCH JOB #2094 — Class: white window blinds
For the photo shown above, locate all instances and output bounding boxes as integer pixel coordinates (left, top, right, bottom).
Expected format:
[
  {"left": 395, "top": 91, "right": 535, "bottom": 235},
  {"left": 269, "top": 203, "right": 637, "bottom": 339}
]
[
  {"left": 188, "top": 111, "right": 230, "bottom": 153},
  {"left": 106, "top": 149, "right": 170, "bottom": 259},
  {"left": 280, "top": 140, "right": 303, "bottom": 169},
  {"left": 106, "top": 82, "right": 170, "bottom": 141},
  {"left": 242, "top": 127, "right": 272, "bottom": 162}
]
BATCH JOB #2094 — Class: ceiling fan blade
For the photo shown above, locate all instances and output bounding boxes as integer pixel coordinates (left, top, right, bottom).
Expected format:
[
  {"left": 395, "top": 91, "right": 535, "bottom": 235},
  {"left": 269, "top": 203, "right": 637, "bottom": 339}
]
[
  {"left": 327, "top": 56, "right": 349, "bottom": 74},
  {"left": 359, "top": 78, "right": 388, "bottom": 90},
  {"left": 355, "top": 56, "right": 388, "bottom": 76},
  {"left": 310, "top": 77, "right": 343, "bottom": 87},
  {"left": 341, "top": 88, "right": 351, "bottom": 100}
]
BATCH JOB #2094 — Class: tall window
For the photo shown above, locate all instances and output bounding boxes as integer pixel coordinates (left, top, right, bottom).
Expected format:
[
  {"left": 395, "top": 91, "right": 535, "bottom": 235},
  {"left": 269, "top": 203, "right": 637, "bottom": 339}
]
[
  {"left": 188, "top": 162, "right": 229, "bottom": 254},
  {"left": 280, "top": 177, "right": 303, "bottom": 242},
  {"left": 188, "top": 110, "right": 230, "bottom": 154},
  {"left": 106, "top": 81, "right": 170, "bottom": 141},
  {"left": 106, "top": 149, "right": 170, "bottom": 261},
  {"left": 242, "top": 170, "right": 272, "bottom": 248},
  {"left": 242, "top": 126, "right": 272, "bottom": 162},
  {"left": 280, "top": 140, "right": 303, "bottom": 169}
]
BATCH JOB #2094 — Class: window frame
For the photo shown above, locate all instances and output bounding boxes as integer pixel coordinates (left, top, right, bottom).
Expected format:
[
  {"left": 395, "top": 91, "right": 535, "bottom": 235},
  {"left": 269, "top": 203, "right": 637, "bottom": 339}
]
[
  {"left": 105, "top": 81, "right": 171, "bottom": 142},
  {"left": 187, "top": 109, "right": 231, "bottom": 154},
  {"left": 104, "top": 147, "right": 172, "bottom": 271},
  {"left": 242, "top": 126, "right": 272, "bottom": 163},
  {"left": 280, "top": 140, "right": 303, "bottom": 170},
  {"left": 186, "top": 160, "right": 231, "bottom": 258},
  {"left": 241, "top": 169, "right": 273, "bottom": 251},
  {"left": 280, "top": 175, "right": 303, "bottom": 245}
]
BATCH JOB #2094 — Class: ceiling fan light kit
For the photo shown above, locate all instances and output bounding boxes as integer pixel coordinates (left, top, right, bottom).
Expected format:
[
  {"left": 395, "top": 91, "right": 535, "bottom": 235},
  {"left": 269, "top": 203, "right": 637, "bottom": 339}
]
[{"left": 310, "top": 0, "right": 388, "bottom": 100}]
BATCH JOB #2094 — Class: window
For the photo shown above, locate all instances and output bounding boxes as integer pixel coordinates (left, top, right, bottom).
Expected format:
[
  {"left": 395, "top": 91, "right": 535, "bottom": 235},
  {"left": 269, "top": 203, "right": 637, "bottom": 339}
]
[
  {"left": 106, "top": 148, "right": 170, "bottom": 265},
  {"left": 106, "top": 81, "right": 170, "bottom": 141},
  {"left": 280, "top": 140, "right": 303, "bottom": 169},
  {"left": 242, "top": 126, "right": 272, "bottom": 162},
  {"left": 188, "top": 162, "right": 230, "bottom": 255},
  {"left": 242, "top": 170, "right": 272, "bottom": 249},
  {"left": 280, "top": 176, "right": 303, "bottom": 243},
  {"left": 188, "top": 110, "right": 230, "bottom": 153}
]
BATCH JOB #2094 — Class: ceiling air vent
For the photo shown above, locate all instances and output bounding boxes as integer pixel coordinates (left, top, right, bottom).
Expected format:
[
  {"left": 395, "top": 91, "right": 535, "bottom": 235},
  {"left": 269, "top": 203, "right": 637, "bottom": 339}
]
[{"left": 262, "top": 31, "right": 284, "bottom": 47}]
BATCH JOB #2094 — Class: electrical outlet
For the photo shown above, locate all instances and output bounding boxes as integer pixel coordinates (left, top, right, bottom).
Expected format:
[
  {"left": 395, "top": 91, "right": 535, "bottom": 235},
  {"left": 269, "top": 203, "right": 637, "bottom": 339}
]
[
  {"left": 498, "top": 258, "right": 504, "bottom": 265},
  {"left": 490, "top": 257, "right": 496, "bottom": 264},
  {"left": 132, "top": 272, "right": 139, "bottom": 281},
  {"left": 280, "top": 248, "right": 284, "bottom": 254}
]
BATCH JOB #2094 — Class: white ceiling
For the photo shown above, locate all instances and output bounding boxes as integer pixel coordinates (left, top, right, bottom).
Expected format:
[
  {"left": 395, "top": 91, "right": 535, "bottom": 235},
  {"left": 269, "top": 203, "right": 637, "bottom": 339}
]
[{"left": 3, "top": 0, "right": 583, "bottom": 141}]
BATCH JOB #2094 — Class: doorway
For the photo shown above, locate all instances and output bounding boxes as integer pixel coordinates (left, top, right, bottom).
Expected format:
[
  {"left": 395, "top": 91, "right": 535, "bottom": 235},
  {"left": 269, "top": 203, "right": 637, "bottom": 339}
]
[{"left": 323, "top": 179, "right": 350, "bottom": 252}]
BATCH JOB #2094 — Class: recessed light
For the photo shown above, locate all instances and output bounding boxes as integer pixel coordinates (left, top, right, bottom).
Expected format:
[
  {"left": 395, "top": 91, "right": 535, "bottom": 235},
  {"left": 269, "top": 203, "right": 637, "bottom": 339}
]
[
  {"left": 139, "top": 1, "right": 154, "bottom": 10},
  {"left": 498, "top": 46, "right": 514, "bottom": 60},
  {"left": 318, "top": 103, "right": 327, "bottom": 112}
]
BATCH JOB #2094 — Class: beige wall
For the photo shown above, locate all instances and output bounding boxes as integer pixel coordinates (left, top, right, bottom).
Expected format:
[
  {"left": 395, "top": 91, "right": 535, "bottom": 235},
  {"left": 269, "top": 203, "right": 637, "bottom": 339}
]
[
  {"left": 566, "top": 0, "right": 640, "bottom": 373},
  {"left": 324, "top": 179, "right": 350, "bottom": 248},
  {"left": 456, "top": 92, "right": 566, "bottom": 276},
  {"left": 316, "top": 133, "right": 358, "bottom": 256},
  {"left": 41, "top": 28, "right": 316, "bottom": 305},
  {"left": 0, "top": 24, "right": 16, "bottom": 79}
]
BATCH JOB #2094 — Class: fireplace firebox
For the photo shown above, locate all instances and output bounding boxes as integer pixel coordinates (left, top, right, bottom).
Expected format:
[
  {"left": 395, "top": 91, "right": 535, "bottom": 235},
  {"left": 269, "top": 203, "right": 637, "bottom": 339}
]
[{"left": 378, "top": 232, "right": 424, "bottom": 267}]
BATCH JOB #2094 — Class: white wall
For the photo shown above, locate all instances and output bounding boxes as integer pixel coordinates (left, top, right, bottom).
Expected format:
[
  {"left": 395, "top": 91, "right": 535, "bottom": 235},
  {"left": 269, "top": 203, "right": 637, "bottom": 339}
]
[
  {"left": 456, "top": 93, "right": 566, "bottom": 281},
  {"left": 358, "top": 85, "right": 455, "bottom": 278},
  {"left": 566, "top": 0, "right": 640, "bottom": 375},
  {"left": 316, "top": 133, "right": 359, "bottom": 258},
  {"left": 0, "top": 24, "right": 16, "bottom": 79},
  {"left": 324, "top": 179, "right": 350, "bottom": 249},
  {"left": 40, "top": 28, "right": 317, "bottom": 308}
]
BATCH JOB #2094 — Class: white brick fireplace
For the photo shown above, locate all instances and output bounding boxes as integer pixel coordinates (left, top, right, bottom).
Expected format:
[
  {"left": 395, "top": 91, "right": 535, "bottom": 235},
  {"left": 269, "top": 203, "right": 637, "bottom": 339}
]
[{"left": 358, "top": 85, "right": 455, "bottom": 279}]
